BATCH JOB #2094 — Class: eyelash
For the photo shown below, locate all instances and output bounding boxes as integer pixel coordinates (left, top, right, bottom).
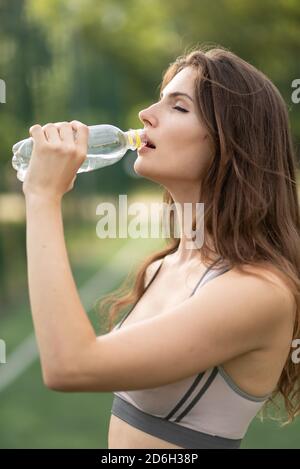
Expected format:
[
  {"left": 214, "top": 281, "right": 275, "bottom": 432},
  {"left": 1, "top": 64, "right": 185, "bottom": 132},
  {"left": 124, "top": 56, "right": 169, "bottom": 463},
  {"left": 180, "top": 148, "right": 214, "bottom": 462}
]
[{"left": 173, "top": 105, "right": 188, "bottom": 113}]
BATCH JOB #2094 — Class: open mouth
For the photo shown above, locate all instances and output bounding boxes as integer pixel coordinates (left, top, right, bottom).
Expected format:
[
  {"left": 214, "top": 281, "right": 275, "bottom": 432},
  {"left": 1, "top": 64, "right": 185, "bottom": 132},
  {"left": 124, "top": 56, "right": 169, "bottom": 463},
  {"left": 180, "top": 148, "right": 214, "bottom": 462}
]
[
  {"left": 138, "top": 132, "right": 156, "bottom": 151},
  {"left": 145, "top": 142, "right": 156, "bottom": 149},
  {"left": 139, "top": 142, "right": 156, "bottom": 152}
]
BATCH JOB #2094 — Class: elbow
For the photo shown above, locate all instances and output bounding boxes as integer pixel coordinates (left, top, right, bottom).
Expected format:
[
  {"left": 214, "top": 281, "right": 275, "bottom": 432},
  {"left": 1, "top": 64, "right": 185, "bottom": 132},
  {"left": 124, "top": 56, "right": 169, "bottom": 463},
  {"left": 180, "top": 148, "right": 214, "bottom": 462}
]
[
  {"left": 41, "top": 356, "right": 98, "bottom": 392},
  {"left": 42, "top": 367, "right": 75, "bottom": 392},
  {"left": 43, "top": 370, "right": 68, "bottom": 391}
]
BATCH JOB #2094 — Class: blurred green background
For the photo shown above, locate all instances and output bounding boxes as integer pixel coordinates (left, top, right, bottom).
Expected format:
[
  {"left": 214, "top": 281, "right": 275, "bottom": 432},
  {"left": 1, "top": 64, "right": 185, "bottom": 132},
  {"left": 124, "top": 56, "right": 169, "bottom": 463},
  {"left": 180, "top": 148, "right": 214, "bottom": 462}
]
[{"left": 0, "top": 0, "right": 299, "bottom": 449}]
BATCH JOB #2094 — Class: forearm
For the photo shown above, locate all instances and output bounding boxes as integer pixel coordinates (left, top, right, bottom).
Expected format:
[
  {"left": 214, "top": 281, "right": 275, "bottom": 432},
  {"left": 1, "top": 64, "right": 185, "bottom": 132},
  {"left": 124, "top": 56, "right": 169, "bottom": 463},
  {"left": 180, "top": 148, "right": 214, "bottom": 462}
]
[{"left": 25, "top": 195, "right": 96, "bottom": 382}]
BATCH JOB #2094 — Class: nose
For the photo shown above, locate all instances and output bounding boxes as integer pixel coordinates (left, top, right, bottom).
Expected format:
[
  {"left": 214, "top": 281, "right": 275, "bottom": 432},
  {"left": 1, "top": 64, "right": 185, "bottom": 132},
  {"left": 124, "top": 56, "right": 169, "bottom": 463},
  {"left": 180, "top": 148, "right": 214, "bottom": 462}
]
[{"left": 138, "top": 103, "right": 158, "bottom": 128}]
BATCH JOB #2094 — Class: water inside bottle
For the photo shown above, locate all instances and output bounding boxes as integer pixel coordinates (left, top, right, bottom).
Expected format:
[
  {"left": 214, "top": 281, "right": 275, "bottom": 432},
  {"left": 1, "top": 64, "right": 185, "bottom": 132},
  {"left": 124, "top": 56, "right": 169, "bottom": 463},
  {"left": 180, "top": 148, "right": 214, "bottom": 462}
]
[
  {"left": 12, "top": 149, "right": 125, "bottom": 182},
  {"left": 12, "top": 124, "right": 140, "bottom": 181}
]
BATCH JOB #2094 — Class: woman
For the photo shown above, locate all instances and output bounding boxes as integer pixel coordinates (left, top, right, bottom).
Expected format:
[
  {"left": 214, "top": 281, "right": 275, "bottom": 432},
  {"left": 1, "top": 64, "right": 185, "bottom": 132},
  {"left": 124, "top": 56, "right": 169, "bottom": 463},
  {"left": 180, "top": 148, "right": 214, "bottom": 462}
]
[{"left": 23, "top": 45, "right": 300, "bottom": 449}]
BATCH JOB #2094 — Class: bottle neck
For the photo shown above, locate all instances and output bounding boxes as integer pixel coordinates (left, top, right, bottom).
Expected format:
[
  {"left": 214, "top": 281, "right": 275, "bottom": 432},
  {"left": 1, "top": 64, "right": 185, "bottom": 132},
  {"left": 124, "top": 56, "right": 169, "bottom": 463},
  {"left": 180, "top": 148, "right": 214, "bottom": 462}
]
[{"left": 125, "top": 129, "right": 145, "bottom": 150}]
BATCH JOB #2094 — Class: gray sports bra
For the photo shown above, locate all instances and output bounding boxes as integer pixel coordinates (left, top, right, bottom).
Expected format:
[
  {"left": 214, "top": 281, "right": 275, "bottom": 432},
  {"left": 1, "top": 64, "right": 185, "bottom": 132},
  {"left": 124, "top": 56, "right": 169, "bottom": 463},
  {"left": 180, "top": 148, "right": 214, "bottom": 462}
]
[{"left": 110, "top": 257, "right": 273, "bottom": 449}]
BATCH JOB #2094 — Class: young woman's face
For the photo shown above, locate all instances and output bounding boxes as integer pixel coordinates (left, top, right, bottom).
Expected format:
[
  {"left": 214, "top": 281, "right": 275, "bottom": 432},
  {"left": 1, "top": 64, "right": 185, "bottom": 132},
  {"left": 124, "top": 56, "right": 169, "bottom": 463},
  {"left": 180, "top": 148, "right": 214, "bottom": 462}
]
[{"left": 135, "top": 66, "right": 213, "bottom": 189}]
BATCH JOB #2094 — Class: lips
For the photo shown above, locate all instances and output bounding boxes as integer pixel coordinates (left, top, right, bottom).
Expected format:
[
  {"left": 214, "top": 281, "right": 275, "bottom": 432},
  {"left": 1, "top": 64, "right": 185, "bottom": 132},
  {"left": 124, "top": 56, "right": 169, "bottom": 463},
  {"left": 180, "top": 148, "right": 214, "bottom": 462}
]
[{"left": 141, "top": 132, "right": 156, "bottom": 149}]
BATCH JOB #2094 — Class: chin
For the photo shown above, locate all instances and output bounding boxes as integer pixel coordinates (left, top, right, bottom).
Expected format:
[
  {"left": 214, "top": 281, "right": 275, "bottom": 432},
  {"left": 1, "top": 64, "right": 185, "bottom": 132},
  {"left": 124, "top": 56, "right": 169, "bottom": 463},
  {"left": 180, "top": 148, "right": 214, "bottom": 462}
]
[
  {"left": 133, "top": 157, "right": 165, "bottom": 184},
  {"left": 133, "top": 156, "right": 151, "bottom": 176}
]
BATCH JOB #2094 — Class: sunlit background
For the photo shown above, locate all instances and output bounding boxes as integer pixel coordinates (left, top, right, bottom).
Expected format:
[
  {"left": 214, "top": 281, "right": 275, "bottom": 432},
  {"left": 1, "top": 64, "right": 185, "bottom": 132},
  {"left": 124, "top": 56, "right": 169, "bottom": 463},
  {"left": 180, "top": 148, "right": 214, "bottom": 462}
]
[{"left": 0, "top": 0, "right": 299, "bottom": 448}]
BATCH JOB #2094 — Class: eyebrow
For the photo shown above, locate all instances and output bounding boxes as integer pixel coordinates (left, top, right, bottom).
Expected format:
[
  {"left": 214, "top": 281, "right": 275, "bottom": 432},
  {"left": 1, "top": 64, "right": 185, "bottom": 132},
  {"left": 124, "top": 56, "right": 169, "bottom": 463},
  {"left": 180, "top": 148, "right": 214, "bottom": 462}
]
[{"left": 160, "top": 91, "right": 194, "bottom": 102}]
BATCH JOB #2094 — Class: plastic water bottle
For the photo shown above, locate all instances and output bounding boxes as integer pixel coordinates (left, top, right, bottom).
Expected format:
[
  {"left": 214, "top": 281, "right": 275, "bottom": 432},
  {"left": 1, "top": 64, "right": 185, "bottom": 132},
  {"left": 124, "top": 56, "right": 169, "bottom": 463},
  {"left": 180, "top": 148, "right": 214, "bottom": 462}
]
[{"left": 12, "top": 124, "right": 145, "bottom": 182}]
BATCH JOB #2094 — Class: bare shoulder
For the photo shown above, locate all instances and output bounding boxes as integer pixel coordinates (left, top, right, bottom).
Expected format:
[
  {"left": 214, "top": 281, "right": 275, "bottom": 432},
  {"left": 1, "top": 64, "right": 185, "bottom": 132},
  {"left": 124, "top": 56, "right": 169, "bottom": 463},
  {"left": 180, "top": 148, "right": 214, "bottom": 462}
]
[
  {"left": 226, "top": 261, "right": 297, "bottom": 327},
  {"left": 53, "top": 259, "right": 297, "bottom": 392}
]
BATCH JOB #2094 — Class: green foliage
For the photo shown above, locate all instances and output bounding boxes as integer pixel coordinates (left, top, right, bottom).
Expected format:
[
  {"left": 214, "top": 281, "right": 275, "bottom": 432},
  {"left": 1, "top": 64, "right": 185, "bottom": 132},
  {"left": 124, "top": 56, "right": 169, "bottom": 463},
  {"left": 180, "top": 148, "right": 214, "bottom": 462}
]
[{"left": 1, "top": 0, "right": 299, "bottom": 193}]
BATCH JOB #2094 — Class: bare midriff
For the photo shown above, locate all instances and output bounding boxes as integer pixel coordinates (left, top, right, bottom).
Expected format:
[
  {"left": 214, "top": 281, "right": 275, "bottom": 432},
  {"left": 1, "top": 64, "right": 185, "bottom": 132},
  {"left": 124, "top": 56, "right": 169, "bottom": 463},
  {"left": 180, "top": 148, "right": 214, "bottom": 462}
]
[{"left": 108, "top": 414, "right": 184, "bottom": 449}]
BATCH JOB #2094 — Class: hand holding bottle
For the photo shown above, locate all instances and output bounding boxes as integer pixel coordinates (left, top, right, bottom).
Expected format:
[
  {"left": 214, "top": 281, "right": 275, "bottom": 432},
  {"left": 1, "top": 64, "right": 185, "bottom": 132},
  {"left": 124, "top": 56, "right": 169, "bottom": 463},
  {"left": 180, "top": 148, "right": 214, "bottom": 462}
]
[
  {"left": 22, "top": 120, "right": 88, "bottom": 202},
  {"left": 12, "top": 123, "right": 145, "bottom": 183}
]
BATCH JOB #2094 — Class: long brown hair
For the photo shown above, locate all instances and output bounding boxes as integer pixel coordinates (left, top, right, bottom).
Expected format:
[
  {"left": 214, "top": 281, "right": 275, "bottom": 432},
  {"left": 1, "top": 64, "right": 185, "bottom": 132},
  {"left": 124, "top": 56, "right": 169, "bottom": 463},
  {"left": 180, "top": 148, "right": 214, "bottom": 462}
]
[{"left": 96, "top": 45, "right": 300, "bottom": 424}]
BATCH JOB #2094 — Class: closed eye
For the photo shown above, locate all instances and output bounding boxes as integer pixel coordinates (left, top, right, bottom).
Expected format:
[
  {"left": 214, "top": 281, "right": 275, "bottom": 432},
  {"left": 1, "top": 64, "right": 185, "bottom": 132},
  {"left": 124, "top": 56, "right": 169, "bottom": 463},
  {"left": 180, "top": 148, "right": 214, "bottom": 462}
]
[{"left": 173, "top": 106, "right": 188, "bottom": 113}]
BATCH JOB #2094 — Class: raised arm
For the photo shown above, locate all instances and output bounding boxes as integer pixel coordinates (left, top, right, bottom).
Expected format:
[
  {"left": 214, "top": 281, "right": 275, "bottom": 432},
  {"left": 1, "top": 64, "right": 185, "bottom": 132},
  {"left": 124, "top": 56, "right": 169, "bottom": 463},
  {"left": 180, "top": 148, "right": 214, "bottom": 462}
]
[
  {"left": 24, "top": 121, "right": 97, "bottom": 385},
  {"left": 23, "top": 121, "right": 295, "bottom": 394}
]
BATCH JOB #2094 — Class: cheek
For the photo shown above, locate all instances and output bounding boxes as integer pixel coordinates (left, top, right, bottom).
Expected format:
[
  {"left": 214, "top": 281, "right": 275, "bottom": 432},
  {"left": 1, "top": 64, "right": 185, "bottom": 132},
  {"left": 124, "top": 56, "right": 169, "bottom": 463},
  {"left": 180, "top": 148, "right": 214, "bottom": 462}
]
[{"left": 171, "top": 134, "right": 212, "bottom": 178}]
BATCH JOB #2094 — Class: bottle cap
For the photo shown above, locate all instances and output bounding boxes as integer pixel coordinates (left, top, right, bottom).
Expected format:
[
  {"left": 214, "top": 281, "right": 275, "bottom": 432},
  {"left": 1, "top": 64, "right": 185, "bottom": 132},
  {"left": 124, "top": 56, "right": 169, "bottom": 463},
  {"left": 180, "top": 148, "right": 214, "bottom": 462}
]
[{"left": 127, "top": 129, "right": 146, "bottom": 150}]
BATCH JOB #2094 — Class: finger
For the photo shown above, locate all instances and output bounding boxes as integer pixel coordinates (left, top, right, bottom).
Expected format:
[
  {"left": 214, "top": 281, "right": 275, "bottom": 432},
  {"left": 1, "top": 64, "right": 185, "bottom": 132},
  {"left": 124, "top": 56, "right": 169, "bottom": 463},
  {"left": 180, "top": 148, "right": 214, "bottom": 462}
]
[
  {"left": 29, "top": 124, "right": 47, "bottom": 145},
  {"left": 70, "top": 120, "right": 89, "bottom": 156},
  {"left": 55, "top": 122, "right": 75, "bottom": 144},
  {"left": 42, "top": 123, "right": 61, "bottom": 144}
]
